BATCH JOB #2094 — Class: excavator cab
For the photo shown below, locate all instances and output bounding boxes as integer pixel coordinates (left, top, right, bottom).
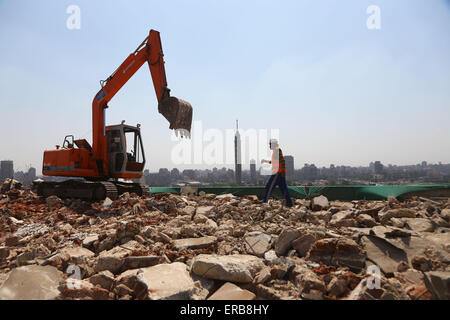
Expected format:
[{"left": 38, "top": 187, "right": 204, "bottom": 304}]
[{"left": 106, "top": 123, "right": 145, "bottom": 178}]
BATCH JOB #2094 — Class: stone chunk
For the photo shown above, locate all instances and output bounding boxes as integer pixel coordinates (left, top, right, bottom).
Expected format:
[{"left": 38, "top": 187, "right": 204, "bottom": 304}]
[
  {"left": 61, "top": 247, "right": 95, "bottom": 265},
  {"left": 0, "top": 265, "right": 63, "bottom": 300},
  {"left": 329, "top": 210, "right": 356, "bottom": 227},
  {"left": 440, "top": 208, "right": 450, "bottom": 222},
  {"left": 307, "top": 238, "right": 366, "bottom": 271},
  {"left": 291, "top": 264, "right": 326, "bottom": 297},
  {"left": 243, "top": 232, "right": 272, "bottom": 257},
  {"left": 45, "top": 195, "right": 63, "bottom": 207},
  {"left": 134, "top": 262, "right": 197, "bottom": 300},
  {"left": 88, "top": 270, "right": 115, "bottom": 291},
  {"left": 195, "top": 206, "right": 215, "bottom": 216},
  {"left": 274, "top": 228, "right": 301, "bottom": 256},
  {"left": 0, "top": 247, "right": 9, "bottom": 260},
  {"left": 14, "top": 223, "right": 49, "bottom": 239},
  {"left": 311, "top": 195, "right": 329, "bottom": 211},
  {"left": 403, "top": 218, "right": 434, "bottom": 233},
  {"left": 123, "top": 256, "right": 162, "bottom": 270},
  {"left": 356, "top": 214, "right": 377, "bottom": 227},
  {"left": 423, "top": 271, "right": 450, "bottom": 300},
  {"left": 172, "top": 236, "right": 217, "bottom": 250},
  {"left": 291, "top": 233, "right": 316, "bottom": 257},
  {"left": 191, "top": 254, "right": 265, "bottom": 283},
  {"left": 82, "top": 234, "right": 99, "bottom": 248},
  {"left": 361, "top": 235, "right": 408, "bottom": 275},
  {"left": 378, "top": 209, "right": 416, "bottom": 224},
  {"left": 208, "top": 282, "right": 255, "bottom": 300},
  {"left": 102, "top": 197, "right": 113, "bottom": 208},
  {"left": 254, "top": 266, "right": 272, "bottom": 284},
  {"left": 95, "top": 242, "right": 140, "bottom": 274}
]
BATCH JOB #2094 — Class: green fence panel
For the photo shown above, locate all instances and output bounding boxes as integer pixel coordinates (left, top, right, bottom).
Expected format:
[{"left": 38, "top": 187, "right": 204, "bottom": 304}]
[{"left": 149, "top": 184, "right": 450, "bottom": 201}]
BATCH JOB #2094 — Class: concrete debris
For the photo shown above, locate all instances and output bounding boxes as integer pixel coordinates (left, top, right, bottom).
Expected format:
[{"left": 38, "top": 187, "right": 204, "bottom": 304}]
[
  {"left": 311, "top": 195, "right": 329, "bottom": 211},
  {"left": 0, "top": 190, "right": 449, "bottom": 300},
  {"left": 134, "top": 262, "right": 197, "bottom": 300},
  {"left": 0, "top": 265, "right": 63, "bottom": 300},
  {"left": 172, "top": 236, "right": 217, "bottom": 250},
  {"left": 274, "top": 228, "right": 301, "bottom": 256},
  {"left": 423, "top": 271, "right": 450, "bottom": 300},
  {"left": 243, "top": 232, "right": 272, "bottom": 257},
  {"left": 207, "top": 282, "right": 255, "bottom": 300},
  {"left": 191, "top": 254, "right": 265, "bottom": 283}
]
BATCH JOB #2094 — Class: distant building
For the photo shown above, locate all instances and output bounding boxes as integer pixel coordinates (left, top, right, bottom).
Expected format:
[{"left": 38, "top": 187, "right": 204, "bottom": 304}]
[
  {"left": 285, "top": 155, "right": 294, "bottom": 179},
  {"left": 250, "top": 159, "right": 256, "bottom": 185},
  {"left": 374, "top": 161, "right": 384, "bottom": 174},
  {"left": 234, "top": 120, "right": 242, "bottom": 185},
  {"left": 0, "top": 160, "right": 14, "bottom": 182},
  {"left": 28, "top": 167, "right": 36, "bottom": 182}
]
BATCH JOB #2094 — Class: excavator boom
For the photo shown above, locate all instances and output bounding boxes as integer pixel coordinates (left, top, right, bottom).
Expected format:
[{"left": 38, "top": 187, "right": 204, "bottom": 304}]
[{"left": 93, "top": 29, "right": 193, "bottom": 166}]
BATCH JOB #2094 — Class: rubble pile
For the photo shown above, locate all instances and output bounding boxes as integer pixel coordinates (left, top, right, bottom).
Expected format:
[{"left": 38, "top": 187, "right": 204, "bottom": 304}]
[{"left": 0, "top": 186, "right": 449, "bottom": 300}]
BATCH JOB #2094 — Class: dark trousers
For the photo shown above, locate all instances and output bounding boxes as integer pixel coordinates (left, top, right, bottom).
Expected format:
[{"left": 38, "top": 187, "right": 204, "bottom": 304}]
[{"left": 262, "top": 173, "right": 293, "bottom": 207}]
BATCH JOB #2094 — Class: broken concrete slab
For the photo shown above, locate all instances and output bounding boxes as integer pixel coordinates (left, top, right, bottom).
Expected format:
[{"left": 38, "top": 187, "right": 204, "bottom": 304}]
[
  {"left": 291, "top": 233, "right": 316, "bottom": 257},
  {"left": 307, "top": 238, "right": 366, "bottom": 271},
  {"left": 361, "top": 235, "right": 408, "bottom": 275},
  {"left": 356, "top": 214, "right": 377, "bottom": 227},
  {"left": 61, "top": 247, "right": 95, "bottom": 265},
  {"left": 122, "top": 256, "right": 162, "bottom": 270},
  {"left": 403, "top": 218, "right": 435, "bottom": 233},
  {"left": 134, "top": 262, "right": 197, "bottom": 300},
  {"left": 0, "top": 265, "right": 63, "bottom": 300},
  {"left": 243, "top": 232, "right": 272, "bottom": 257},
  {"left": 95, "top": 242, "right": 138, "bottom": 274},
  {"left": 88, "top": 270, "right": 115, "bottom": 291},
  {"left": 423, "top": 271, "right": 450, "bottom": 300},
  {"left": 329, "top": 210, "right": 356, "bottom": 227},
  {"left": 379, "top": 208, "right": 416, "bottom": 224},
  {"left": 274, "top": 228, "right": 301, "bottom": 256},
  {"left": 195, "top": 206, "right": 215, "bottom": 216},
  {"left": 191, "top": 254, "right": 265, "bottom": 283},
  {"left": 172, "top": 236, "right": 217, "bottom": 250}
]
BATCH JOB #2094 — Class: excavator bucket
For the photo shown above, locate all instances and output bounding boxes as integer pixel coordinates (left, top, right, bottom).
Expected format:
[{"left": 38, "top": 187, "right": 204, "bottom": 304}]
[{"left": 158, "top": 96, "right": 193, "bottom": 137}]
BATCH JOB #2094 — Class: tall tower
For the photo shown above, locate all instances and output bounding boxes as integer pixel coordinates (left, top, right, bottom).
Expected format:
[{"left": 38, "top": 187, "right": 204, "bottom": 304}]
[
  {"left": 250, "top": 159, "right": 256, "bottom": 185},
  {"left": 234, "top": 120, "right": 242, "bottom": 185}
]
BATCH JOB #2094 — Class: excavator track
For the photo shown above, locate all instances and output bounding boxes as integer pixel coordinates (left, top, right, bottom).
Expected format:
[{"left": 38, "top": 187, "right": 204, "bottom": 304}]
[
  {"left": 35, "top": 180, "right": 149, "bottom": 201},
  {"left": 99, "top": 181, "right": 119, "bottom": 200},
  {"left": 114, "top": 182, "right": 150, "bottom": 197},
  {"left": 36, "top": 180, "right": 119, "bottom": 201}
]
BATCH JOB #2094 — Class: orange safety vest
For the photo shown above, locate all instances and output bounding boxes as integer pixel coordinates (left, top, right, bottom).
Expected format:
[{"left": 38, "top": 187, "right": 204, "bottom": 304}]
[{"left": 271, "top": 147, "right": 286, "bottom": 175}]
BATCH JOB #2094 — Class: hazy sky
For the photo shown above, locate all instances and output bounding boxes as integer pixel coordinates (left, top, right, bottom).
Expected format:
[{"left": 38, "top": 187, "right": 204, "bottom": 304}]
[{"left": 0, "top": 0, "right": 449, "bottom": 173}]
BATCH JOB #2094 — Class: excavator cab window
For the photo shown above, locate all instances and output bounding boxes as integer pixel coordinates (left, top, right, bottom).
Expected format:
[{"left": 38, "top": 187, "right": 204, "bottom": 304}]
[
  {"left": 124, "top": 128, "right": 145, "bottom": 172},
  {"left": 62, "top": 135, "right": 74, "bottom": 149}
]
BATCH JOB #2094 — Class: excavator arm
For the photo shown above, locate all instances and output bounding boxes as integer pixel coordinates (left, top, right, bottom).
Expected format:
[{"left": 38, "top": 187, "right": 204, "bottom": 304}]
[{"left": 91, "top": 29, "right": 192, "bottom": 162}]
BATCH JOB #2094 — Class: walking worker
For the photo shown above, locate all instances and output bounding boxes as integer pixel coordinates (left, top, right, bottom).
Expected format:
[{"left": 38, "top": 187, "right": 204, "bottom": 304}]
[{"left": 261, "top": 139, "right": 293, "bottom": 207}]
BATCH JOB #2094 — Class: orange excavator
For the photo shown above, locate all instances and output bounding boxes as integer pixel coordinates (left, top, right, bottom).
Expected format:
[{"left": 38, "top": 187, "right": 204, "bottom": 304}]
[{"left": 37, "top": 29, "right": 192, "bottom": 200}]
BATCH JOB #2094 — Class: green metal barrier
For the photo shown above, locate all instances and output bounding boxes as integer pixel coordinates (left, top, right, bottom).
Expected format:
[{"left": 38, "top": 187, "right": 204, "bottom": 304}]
[{"left": 149, "top": 184, "right": 450, "bottom": 201}]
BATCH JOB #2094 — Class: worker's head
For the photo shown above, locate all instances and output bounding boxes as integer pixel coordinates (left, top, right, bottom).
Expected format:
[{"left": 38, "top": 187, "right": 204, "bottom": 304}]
[{"left": 269, "top": 139, "right": 278, "bottom": 150}]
